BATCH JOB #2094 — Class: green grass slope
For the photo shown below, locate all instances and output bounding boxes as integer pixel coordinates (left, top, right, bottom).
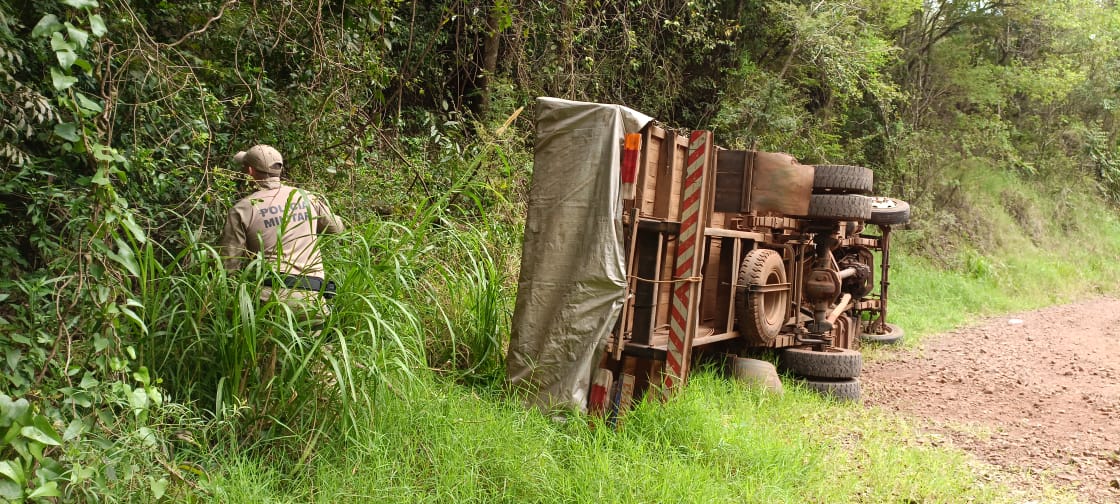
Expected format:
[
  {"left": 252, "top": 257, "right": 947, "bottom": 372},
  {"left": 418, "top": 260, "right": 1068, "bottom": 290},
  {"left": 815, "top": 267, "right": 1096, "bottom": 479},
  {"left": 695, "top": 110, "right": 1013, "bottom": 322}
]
[
  {"left": 888, "top": 166, "right": 1120, "bottom": 340},
  {"left": 205, "top": 375, "right": 1010, "bottom": 503}
]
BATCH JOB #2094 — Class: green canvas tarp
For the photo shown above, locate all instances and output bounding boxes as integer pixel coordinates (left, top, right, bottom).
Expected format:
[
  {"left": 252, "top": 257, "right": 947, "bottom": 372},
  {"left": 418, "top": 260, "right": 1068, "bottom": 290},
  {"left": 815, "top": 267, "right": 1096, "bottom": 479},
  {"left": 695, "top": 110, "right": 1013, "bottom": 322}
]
[{"left": 507, "top": 97, "right": 652, "bottom": 411}]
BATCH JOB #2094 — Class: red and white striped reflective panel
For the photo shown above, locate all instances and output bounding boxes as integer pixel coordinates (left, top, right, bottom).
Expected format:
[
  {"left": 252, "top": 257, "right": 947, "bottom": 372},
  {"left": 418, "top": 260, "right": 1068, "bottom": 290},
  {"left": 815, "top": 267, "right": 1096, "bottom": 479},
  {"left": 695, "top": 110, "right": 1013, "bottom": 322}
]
[
  {"left": 588, "top": 368, "right": 613, "bottom": 416},
  {"left": 620, "top": 133, "right": 642, "bottom": 200},
  {"left": 662, "top": 130, "right": 709, "bottom": 399}
]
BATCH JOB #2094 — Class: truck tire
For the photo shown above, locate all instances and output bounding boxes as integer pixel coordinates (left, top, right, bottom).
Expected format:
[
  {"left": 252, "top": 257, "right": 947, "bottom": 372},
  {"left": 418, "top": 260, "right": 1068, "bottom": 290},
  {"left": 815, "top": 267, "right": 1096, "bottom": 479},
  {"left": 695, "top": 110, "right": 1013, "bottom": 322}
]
[
  {"left": 800, "top": 377, "right": 861, "bottom": 402},
  {"left": 802, "top": 194, "right": 871, "bottom": 221},
  {"left": 812, "top": 165, "right": 873, "bottom": 194},
  {"left": 730, "top": 357, "right": 784, "bottom": 395},
  {"left": 736, "top": 249, "right": 789, "bottom": 346},
  {"left": 781, "top": 346, "right": 862, "bottom": 379},
  {"left": 861, "top": 322, "right": 905, "bottom": 345},
  {"left": 867, "top": 197, "right": 910, "bottom": 225}
]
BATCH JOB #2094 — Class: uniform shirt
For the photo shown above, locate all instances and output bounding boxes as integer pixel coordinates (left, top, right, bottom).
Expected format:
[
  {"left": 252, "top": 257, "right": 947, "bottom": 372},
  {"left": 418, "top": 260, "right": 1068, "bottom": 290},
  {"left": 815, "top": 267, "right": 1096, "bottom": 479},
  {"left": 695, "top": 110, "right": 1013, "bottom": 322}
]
[{"left": 218, "top": 177, "right": 344, "bottom": 278}]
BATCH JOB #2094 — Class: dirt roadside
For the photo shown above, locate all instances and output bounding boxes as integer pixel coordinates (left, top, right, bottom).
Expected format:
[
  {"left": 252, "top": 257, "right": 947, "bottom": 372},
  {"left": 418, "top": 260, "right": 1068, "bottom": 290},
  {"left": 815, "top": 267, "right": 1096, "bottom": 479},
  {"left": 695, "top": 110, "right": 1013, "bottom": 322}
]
[{"left": 862, "top": 297, "right": 1120, "bottom": 504}]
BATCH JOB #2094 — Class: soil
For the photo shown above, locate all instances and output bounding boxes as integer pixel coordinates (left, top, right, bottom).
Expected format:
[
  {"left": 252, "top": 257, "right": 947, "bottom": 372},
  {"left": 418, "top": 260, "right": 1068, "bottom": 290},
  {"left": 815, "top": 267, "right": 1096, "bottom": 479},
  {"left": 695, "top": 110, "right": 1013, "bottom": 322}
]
[{"left": 862, "top": 297, "right": 1120, "bottom": 503}]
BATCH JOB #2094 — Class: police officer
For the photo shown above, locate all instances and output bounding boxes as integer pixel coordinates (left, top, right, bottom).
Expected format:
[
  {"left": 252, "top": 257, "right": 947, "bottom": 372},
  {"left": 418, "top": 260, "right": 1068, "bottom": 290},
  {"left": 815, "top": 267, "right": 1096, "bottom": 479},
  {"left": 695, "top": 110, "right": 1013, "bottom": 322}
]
[{"left": 219, "top": 144, "right": 344, "bottom": 317}]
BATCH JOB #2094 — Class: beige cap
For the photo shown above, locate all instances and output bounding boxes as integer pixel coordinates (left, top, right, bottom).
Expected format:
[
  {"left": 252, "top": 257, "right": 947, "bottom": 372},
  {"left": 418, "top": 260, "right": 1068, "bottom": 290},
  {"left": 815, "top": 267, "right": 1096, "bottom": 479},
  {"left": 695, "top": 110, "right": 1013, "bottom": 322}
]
[{"left": 234, "top": 144, "right": 283, "bottom": 175}]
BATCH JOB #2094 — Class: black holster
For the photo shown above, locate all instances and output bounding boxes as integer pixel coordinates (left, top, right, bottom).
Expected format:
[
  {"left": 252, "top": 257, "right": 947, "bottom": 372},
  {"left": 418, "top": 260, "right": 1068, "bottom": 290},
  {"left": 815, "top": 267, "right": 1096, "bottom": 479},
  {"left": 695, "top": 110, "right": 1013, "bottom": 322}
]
[{"left": 263, "top": 274, "right": 337, "bottom": 299}]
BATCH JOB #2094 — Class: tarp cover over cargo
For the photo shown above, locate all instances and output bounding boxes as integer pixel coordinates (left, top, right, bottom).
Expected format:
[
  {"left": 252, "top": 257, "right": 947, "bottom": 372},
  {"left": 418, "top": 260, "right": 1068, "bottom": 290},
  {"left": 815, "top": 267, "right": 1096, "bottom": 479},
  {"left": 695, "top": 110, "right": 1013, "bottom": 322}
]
[{"left": 507, "top": 98, "right": 652, "bottom": 411}]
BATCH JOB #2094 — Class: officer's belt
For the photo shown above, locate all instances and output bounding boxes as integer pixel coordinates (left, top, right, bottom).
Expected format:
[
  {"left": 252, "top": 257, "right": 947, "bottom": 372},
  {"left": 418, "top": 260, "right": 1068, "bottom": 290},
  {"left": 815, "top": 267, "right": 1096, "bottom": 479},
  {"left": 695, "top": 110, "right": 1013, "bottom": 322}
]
[{"left": 263, "top": 274, "right": 336, "bottom": 299}]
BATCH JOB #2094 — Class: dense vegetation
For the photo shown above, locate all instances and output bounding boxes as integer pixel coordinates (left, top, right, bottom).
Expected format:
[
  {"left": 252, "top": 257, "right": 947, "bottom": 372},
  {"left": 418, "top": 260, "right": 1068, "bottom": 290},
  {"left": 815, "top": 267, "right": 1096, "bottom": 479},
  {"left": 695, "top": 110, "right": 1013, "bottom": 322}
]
[{"left": 1, "top": 0, "right": 1118, "bottom": 501}]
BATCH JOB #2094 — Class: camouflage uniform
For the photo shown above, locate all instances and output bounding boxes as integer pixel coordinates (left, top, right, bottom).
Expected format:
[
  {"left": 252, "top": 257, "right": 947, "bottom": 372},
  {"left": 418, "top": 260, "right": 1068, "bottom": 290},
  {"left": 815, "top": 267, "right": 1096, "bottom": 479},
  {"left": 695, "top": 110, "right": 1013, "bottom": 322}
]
[{"left": 219, "top": 145, "right": 344, "bottom": 317}]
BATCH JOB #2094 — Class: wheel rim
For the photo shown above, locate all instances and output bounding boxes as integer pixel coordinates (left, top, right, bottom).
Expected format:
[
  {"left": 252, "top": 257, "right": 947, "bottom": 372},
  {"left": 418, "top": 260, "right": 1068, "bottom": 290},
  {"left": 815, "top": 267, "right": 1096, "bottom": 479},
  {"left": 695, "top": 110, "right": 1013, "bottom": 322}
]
[
  {"left": 870, "top": 197, "right": 898, "bottom": 209},
  {"left": 762, "top": 269, "right": 784, "bottom": 325}
]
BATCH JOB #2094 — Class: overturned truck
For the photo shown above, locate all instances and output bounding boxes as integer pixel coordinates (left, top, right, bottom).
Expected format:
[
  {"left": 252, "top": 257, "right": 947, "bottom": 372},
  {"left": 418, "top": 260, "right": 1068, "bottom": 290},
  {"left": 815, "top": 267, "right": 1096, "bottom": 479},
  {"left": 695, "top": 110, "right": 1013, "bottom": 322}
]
[{"left": 508, "top": 98, "right": 909, "bottom": 413}]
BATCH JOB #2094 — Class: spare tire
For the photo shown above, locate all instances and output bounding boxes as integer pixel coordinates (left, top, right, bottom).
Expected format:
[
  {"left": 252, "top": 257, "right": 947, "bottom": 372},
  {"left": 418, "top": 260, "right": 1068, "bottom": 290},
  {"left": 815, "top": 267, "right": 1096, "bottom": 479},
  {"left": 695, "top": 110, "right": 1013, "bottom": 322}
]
[
  {"left": 867, "top": 197, "right": 910, "bottom": 225},
  {"left": 812, "top": 165, "right": 873, "bottom": 194},
  {"left": 861, "top": 322, "right": 905, "bottom": 345},
  {"left": 736, "top": 249, "right": 789, "bottom": 346}
]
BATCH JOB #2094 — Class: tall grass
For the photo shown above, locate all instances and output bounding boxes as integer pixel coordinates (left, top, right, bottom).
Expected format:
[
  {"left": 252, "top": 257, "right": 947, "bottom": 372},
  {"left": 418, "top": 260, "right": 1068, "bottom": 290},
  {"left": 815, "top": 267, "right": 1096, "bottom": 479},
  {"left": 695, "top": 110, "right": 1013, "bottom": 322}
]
[
  {"left": 420, "top": 223, "right": 514, "bottom": 383},
  {"left": 128, "top": 221, "right": 436, "bottom": 448},
  {"left": 125, "top": 198, "right": 517, "bottom": 460}
]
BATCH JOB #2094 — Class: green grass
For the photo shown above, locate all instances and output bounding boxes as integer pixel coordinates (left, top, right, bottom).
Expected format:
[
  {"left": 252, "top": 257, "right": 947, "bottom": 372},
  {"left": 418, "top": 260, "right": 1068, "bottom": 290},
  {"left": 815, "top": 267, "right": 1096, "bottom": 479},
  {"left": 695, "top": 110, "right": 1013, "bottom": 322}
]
[{"left": 200, "top": 373, "right": 1010, "bottom": 503}]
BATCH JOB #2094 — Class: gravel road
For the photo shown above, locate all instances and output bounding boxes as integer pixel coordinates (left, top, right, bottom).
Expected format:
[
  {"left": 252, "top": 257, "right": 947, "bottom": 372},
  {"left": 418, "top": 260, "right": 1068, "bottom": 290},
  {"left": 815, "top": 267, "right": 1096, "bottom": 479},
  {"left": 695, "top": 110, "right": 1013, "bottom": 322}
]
[{"left": 863, "top": 297, "right": 1120, "bottom": 503}]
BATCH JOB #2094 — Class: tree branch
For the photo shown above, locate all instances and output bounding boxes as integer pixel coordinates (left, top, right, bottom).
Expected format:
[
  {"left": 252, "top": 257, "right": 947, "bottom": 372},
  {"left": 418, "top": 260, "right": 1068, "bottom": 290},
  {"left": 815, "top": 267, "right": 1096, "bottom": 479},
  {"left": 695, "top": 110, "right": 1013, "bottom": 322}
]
[{"left": 165, "top": 0, "right": 236, "bottom": 49}]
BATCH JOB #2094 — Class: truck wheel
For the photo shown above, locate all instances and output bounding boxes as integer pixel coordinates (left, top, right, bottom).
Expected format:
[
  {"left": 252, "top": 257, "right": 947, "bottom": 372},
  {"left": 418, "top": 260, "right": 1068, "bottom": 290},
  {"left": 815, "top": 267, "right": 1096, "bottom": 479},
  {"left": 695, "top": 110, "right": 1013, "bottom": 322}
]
[
  {"left": 736, "top": 249, "right": 789, "bottom": 346},
  {"left": 730, "top": 357, "right": 784, "bottom": 395},
  {"left": 867, "top": 197, "right": 910, "bottom": 225},
  {"left": 800, "top": 377, "right": 861, "bottom": 402},
  {"left": 802, "top": 194, "right": 871, "bottom": 221},
  {"left": 781, "top": 346, "right": 862, "bottom": 379},
  {"left": 861, "top": 322, "right": 905, "bottom": 345},
  {"left": 812, "top": 165, "right": 873, "bottom": 194}
]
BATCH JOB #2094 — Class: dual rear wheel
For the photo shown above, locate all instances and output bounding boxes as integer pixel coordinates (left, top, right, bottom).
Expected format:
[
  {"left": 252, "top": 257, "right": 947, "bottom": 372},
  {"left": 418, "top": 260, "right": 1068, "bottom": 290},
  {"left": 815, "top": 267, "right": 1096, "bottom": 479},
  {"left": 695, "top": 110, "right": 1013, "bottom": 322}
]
[
  {"left": 805, "top": 165, "right": 874, "bottom": 222},
  {"left": 806, "top": 165, "right": 912, "bottom": 225},
  {"left": 781, "top": 346, "right": 863, "bottom": 402}
]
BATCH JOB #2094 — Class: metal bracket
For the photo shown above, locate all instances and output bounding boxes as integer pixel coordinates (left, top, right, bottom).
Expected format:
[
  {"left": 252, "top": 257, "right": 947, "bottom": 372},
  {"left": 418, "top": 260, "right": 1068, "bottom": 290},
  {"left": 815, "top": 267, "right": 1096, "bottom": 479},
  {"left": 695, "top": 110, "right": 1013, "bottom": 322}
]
[{"left": 747, "top": 282, "right": 791, "bottom": 293}]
